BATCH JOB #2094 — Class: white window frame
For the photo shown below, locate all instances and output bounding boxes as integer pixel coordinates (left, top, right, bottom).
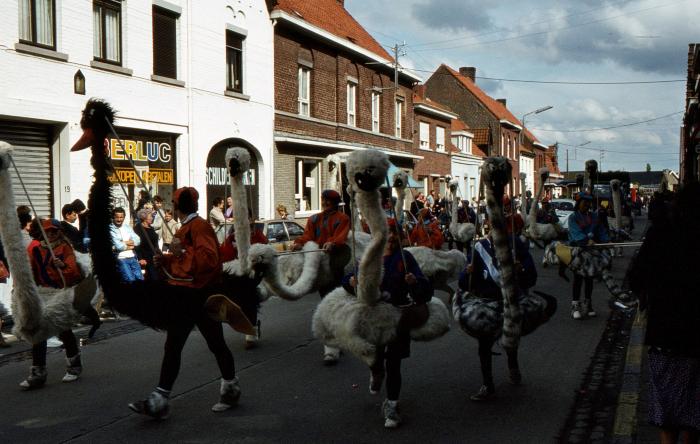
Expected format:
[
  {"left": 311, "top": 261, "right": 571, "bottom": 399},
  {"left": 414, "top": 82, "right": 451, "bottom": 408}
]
[
  {"left": 298, "top": 66, "right": 310, "bottom": 116},
  {"left": 419, "top": 122, "right": 430, "bottom": 150},
  {"left": 295, "top": 158, "right": 321, "bottom": 215},
  {"left": 347, "top": 81, "right": 357, "bottom": 126},
  {"left": 436, "top": 126, "right": 446, "bottom": 152},
  {"left": 395, "top": 99, "right": 403, "bottom": 138},
  {"left": 501, "top": 134, "right": 505, "bottom": 157},
  {"left": 371, "top": 91, "right": 381, "bottom": 132}
]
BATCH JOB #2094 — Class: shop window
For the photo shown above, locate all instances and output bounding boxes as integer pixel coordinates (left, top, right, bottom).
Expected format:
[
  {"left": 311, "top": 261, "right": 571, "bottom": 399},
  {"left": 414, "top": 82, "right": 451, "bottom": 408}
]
[
  {"left": 436, "top": 126, "right": 445, "bottom": 152},
  {"left": 226, "top": 30, "right": 244, "bottom": 93},
  {"left": 419, "top": 122, "right": 430, "bottom": 150},
  {"left": 395, "top": 99, "right": 403, "bottom": 138},
  {"left": 153, "top": 6, "right": 178, "bottom": 79},
  {"left": 19, "top": 0, "right": 56, "bottom": 50},
  {"left": 371, "top": 91, "right": 381, "bottom": 132},
  {"left": 93, "top": 0, "right": 122, "bottom": 65},
  {"left": 298, "top": 67, "right": 310, "bottom": 116},
  {"left": 295, "top": 158, "right": 320, "bottom": 212}
]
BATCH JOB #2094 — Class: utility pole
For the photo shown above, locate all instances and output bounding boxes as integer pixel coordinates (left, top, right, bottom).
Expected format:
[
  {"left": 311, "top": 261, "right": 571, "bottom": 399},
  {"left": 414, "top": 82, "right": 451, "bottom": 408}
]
[{"left": 392, "top": 42, "right": 407, "bottom": 94}]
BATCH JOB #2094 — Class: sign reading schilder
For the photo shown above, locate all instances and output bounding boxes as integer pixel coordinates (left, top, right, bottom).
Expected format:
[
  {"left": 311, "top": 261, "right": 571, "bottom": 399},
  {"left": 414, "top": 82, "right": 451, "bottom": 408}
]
[{"left": 206, "top": 166, "right": 255, "bottom": 186}]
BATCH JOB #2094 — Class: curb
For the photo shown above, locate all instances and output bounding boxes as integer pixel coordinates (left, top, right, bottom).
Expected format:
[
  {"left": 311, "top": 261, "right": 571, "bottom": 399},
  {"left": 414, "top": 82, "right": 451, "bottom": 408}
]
[{"left": 611, "top": 310, "right": 647, "bottom": 443}]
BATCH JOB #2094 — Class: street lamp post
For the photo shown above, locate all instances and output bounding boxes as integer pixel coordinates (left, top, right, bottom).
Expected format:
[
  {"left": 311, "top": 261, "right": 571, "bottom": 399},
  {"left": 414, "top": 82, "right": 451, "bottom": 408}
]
[
  {"left": 519, "top": 105, "right": 553, "bottom": 196},
  {"left": 566, "top": 141, "right": 591, "bottom": 174}
]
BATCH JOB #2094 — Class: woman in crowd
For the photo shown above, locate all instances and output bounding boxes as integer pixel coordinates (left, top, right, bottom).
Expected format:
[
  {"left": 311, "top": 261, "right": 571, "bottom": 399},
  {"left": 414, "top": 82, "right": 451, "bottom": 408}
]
[{"left": 134, "top": 208, "right": 161, "bottom": 281}]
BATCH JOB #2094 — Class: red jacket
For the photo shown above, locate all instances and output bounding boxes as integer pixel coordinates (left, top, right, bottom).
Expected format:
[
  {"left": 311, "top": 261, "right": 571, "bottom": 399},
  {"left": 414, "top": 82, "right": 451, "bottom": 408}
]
[
  {"left": 409, "top": 220, "right": 444, "bottom": 249},
  {"left": 28, "top": 240, "right": 82, "bottom": 288},
  {"left": 161, "top": 216, "right": 221, "bottom": 288},
  {"left": 219, "top": 228, "right": 269, "bottom": 263},
  {"left": 294, "top": 209, "right": 350, "bottom": 247}
]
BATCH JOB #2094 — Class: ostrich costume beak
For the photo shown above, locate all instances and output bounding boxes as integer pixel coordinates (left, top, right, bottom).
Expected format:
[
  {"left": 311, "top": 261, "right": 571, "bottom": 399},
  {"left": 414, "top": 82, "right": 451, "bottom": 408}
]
[{"left": 72, "top": 99, "right": 117, "bottom": 152}]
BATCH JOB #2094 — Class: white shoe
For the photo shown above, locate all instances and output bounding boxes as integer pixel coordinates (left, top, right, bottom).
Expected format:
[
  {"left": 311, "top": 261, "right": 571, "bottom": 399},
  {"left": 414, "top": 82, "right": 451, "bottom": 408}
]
[
  {"left": 382, "top": 399, "right": 401, "bottom": 429},
  {"left": 584, "top": 299, "right": 596, "bottom": 318},
  {"left": 323, "top": 346, "right": 340, "bottom": 365},
  {"left": 62, "top": 354, "right": 82, "bottom": 383},
  {"left": 46, "top": 336, "right": 62, "bottom": 348},
  {"left": 212, "top": 377, "right": 241, "bottom": 412},
  {"left": 571, "top": 301, "right": 582, "bottom": 320}
]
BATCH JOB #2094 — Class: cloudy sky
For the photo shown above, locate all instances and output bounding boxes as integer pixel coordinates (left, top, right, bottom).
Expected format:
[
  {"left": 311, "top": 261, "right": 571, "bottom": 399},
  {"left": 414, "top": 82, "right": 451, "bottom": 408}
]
[{"left": 346, "top": 0, "right": 699, "bottom": 172}]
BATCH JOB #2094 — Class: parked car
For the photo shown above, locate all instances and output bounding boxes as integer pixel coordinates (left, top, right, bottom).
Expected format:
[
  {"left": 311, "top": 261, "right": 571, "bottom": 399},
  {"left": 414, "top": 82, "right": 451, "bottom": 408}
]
[
  {"left": 550, "top": 198, "right": 576, "bottom": 229},
  {"left": 255, "top": 219, "right": 306, "bottom": 252}
]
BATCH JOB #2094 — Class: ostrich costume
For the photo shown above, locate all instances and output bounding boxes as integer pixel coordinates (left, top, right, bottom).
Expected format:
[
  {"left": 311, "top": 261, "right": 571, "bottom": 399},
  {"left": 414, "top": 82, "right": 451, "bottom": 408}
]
[
  {"left": 452, "top": 157, "right": 557, "bottom": 350},
  {"left": 312, "top": 150, "right": 450, "bottom": 366},
  {"left": 608, "top": 179, "right": 631, "bottom": 242},
  {"left": 525, "top": 168, "right": 563, "bottom": 244},
  {"left": 0, "top": 142, "right": 97, "bottom": 345},
  {"left": 519, "top": 172, "right": 528, "bottom": 219},
  {"left": 447, "top": 178, "right": 476, "bottom": 243},
  {"left": 542, "top": 160, "right": 630, "bottom": 301}
]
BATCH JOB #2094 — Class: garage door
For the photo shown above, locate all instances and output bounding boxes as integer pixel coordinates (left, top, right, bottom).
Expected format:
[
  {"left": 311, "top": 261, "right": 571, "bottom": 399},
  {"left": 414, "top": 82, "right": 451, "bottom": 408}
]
[{"left": 0, "top": 120, "right": 53, "bottom": 217}]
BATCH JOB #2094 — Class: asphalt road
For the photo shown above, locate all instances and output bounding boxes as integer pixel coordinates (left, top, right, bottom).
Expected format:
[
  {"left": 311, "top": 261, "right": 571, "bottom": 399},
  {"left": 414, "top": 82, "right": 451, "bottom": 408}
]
[{"left": 0, "top": 246, "right": 634, "bottom": 443}]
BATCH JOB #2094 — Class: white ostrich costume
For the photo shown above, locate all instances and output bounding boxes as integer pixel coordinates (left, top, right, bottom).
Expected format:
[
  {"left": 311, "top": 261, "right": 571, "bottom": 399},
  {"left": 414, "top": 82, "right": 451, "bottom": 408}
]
[
  {"left": 312, "top": 150, "right": 450, "bottom": 366},
  {"left": 447, "top": 178, "right": 476, "bottom": 243},
  {"left": 525, "top": 168, "right": 563, "bottom": 244},
  {"left": 0, "top": 141, "right": 95, "bottom": 344},
  {"left": 393, "top": 173, "right": 466, "bottom": 300}
]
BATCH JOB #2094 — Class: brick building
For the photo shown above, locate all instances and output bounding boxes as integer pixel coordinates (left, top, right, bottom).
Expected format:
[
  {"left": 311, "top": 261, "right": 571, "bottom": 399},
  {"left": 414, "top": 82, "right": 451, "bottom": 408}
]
[
  {"left": 521, "top": 129, "right": 550, "bottom": 194},
  {"left": 412, "top": 86, "right": 458, "bottom": 197},
  {"left": 268, "top": 0, "right": 421, "bottom": 219},
  {"left": 680, "top": 43, "right": 699, "bottom": 184},
  {"left": 424, "top": 64, "right": 526, "bottom": 195}
]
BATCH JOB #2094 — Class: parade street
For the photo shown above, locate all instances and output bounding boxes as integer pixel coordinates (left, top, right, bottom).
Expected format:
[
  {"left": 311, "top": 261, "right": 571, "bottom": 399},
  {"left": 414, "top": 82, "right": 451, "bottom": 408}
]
[{"left": 0, "top": 244, "right": 636, "bottom": 444}]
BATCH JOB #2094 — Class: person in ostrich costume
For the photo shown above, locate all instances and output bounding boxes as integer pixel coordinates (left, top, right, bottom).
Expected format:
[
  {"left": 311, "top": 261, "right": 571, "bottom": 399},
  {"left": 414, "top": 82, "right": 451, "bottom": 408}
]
[
  {"left": 453, "top": 156, "right": 557, "bottom": 401},
  {"left": 312, "top": 150, "right": 451, "bottom": 429},
  {"left": 0, "top": 141, "right": 99, "bottom": 389},
  {"left": 71, "top": 99, "right": 253, "bottom": 419}
]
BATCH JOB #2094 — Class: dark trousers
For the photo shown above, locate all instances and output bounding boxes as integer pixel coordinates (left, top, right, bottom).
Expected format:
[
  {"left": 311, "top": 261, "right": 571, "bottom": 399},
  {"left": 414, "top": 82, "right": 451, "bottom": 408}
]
[
  {"left": 319, "top": 244, "right": 352, "bottom": 298},
  {"left": 572, "top": 275, "right": 594, "bottom": 301},
  {"left": 32, "top": 330, "right": 79, "bottom": 366},
  {"left": 478, "top": 338, "right": 519, "bottom": 391},
  {"left": 370, "top": 304, "right": 429, "bottom": 401},
  {"left": 159, "top": 313, "right": 235, "bottom": 391}
]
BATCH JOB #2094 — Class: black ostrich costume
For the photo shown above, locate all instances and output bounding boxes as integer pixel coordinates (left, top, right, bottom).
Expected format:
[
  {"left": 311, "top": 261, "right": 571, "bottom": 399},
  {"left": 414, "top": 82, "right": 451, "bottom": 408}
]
[{"left": 76, "top": 99, "right": 221, "bottom": 330}]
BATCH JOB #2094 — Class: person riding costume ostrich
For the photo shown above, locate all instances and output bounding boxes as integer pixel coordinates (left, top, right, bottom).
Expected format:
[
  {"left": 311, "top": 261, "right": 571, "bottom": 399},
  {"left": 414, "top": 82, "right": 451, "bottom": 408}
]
[
  {"left": 453, "top": 156, "right": 557, "bottom": 400},
  {"left": 525, "top": 167, "right": 563, "bottom": 246},
  {"left": 72, "top": 98, "right": 250, "bottom": 418}
]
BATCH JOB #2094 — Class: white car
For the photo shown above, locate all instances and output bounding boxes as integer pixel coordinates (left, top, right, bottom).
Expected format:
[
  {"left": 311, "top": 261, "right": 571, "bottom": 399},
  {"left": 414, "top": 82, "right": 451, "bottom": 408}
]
[{"left": 550, "top": 198, "right": 576, "bottom": 230}]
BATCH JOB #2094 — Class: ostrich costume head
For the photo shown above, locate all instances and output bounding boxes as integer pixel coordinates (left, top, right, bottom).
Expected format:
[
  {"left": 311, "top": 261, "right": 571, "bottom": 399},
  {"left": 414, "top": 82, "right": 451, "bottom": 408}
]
[
  {"left": 482, "top": 156, "right": 512, "bottom": 198},
  {"left": 539, "top": 167, "right": 550, "bottom": 183},
  {"left": 448, "top": 178, "right": 459, "bottom": 193},
  {"left": 584, "top": 159, "right": 598, "bottom": 192},
  {"left": 72, "top": 99, "right": 116, "bottom": 153}
]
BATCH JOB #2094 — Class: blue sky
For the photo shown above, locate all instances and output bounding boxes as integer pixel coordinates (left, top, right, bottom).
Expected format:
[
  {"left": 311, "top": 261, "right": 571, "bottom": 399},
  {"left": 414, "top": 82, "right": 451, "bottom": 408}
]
[{"left": 346, "top": 0, "right": 699, "bottom": 172}]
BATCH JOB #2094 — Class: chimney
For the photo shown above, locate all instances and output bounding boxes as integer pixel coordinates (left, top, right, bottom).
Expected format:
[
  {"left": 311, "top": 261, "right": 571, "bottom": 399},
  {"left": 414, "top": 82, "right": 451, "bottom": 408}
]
[
  {"left": 336, "top": 0, "right": 345, "bottom": 6},
  {"left": 459, "top": 67, "right": 476, "bottom": 82},
  {"left": 497, "top": 99, "right": 507, "bottom": 107},
  {"left": 414, "top": 84, "right": 426, "bottom": 98}
]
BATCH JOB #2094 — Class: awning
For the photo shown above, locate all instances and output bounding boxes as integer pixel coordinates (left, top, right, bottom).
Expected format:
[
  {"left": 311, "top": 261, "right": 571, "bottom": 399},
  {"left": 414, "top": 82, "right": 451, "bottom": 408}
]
[{"left": 383, "top": 162, "right": 422, "bottom": 188}]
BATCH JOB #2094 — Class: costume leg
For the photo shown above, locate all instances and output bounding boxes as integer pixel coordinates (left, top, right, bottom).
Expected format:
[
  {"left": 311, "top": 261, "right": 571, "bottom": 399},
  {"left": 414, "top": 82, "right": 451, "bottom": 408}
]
[
  {"left": 58, "top": 330, "right": 79, "bottom": 358},
  {"left": 59, "top": 330, "right": 83, "bottom": 383},
  {"left": 506, "top": 347, "right": 522, "bottom": 385},
  {"left": 572, "top": 274, "right": 583, "bottom": 301},
  {"left": 369, "top": 347, "right": 386, "bottom": 395},
  {"left": 385, "top": 357, "right": 402, "bottom": 401},
  {"left": 32, "top": 340, "right": 48, "bottom": 367},
  {"left": 478, "top": 338, "right": 495, "bottom": 391},
  {"left": 584, "top": 277, "right": 594, "bottom": 300},
  {"left": 21, "top": 341, "right": 49, "bottom": 389}
]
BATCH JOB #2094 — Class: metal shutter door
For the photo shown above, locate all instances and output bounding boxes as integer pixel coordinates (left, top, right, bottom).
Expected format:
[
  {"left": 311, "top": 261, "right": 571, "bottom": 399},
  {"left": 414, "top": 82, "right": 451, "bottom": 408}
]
[{"left": 0, "top": 121, "right": 53, "bottom": 217}]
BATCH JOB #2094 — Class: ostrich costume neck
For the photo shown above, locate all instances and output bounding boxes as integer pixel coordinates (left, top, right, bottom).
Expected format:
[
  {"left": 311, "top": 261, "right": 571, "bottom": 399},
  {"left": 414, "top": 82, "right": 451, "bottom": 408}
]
[
  {"left": 448, "top": 178, "right": 475, "bottom": 243},
  {"left": 223, "top": 148, "right": 252, "bottom": 274},
  {"left": 610, "top": 179, "right": 625, "bottom": 230},
  {"left": 584, "top": 159, "right": 598, "bottom": 193},
  {"left": 78, "top": 99, "right": 212, "bottom": 329},
  {"left": 0, "top": 142, "right": 94, "bottom": 343},
  {"left": 312, "top": 150, "right": 450, "bottom": 366},
  {"left": 519, "top": 173, "right": 528, "bottom": 219},
  {"left": 525, "top": 168, "right": 560, "bottom": 243},
  {"left": 481, "top": 157, "right": 521, "bottom": 349}
]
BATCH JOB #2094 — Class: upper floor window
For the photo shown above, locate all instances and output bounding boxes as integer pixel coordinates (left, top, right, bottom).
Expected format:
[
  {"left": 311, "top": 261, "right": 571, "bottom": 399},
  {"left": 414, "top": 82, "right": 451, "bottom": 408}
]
[
  {"left": 298, "top": 67, "right": 310, "bottom": 116},
  {"left": 436, "top": 126, "right": 445, "bottom": 152},
  {"left": 226, "top": 30, "right": 244, "bottom": 93},
  {"left": 501, "top": 134, "right": 505, "bottom": 157},
  {"left": 395, "top": 99, "right": 403, "bottom": 138},
  {"left": 371, "top": 92, "right": 381, "bottom": 132},
  {"left": 93, "top": 0, "right": 122, "bottom": 65},
  {"left": 419, "top": 122, "right": 430, "bottom": 150},
  {"left": 465, "top": 137, "right": 472, "bottom": 154},
  {"left": 19, "top": 0, "right": 56, "bottom": 50},
  {"left": 347, "top": 81, "right": 357, "bottom": 126},
  {"left": 153, "top": 6, "right": 178, "bottom": 79}
]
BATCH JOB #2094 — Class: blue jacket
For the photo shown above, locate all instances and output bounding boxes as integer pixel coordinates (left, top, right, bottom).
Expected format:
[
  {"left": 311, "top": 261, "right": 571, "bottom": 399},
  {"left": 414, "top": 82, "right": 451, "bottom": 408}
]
[
  {"left": 458, "top": 236, "right": 537, "bottom": 299},
  {"left": 567, "top": 210, "right": 609, "bottom": 246},
  {"left": 342, "top": 249, "right": 432, "bottom": 306}
]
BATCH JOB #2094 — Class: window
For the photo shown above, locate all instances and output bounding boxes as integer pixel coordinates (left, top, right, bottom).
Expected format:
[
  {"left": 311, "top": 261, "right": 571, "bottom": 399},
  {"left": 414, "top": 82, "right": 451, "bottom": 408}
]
[
  {"left": 226, "top": 30, "right": 244, "bottom": 92},
  {"left": 285, "top": 221, "right": 304, "bottom": 237},
  {"left": 298, "top": 67, "right": 310, "bottom": 116},
  {"left": 436, "top": 126, "right": 445, "bottom": 151},
  {"left": 469, "top": 178, "right": 476, "bottom": 198},
  {"left": 266, "top": 222, "right": 287, "bottom": 242},
  {"left": 347, "top": 82, "right": 357, "bottom": 126},
  {"left": 19, "top": 0, "right": 56, "bottom": 49},
  {"left": 501, "top": 134, "right": 505, "bottom": 156},
  {"left": 93, "top": 0, "right": 122, "bottom": 65},
  {"left": 466, "top": 137, "right": 472, "bottom": 154},
  {"left": 395, "top": 99, "right": 403, "bottom": 138},
  {"left": 295, "top": 158, "right": 320, "bottom": 212},
  {"left": 371, "top": 92, "right": 381, "bottom": 132},
  {"left": 153, "top": 6, "right": 178, "bottom": 79},
  {"left": 419, "top": 122, "right": 430, "bottom": 149}
]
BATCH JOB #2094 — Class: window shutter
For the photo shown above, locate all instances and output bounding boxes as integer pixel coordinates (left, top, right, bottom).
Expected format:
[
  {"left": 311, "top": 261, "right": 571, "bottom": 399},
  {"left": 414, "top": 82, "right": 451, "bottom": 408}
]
[{"left": 153, "top": 6, "right": 177, "bottom": 78}]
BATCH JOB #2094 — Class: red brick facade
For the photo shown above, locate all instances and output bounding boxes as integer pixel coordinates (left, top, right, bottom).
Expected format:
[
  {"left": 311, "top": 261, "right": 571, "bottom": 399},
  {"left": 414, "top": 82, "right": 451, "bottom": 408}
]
[{"left": 412, "top": 91, "right": 454, "bottom": 195}]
